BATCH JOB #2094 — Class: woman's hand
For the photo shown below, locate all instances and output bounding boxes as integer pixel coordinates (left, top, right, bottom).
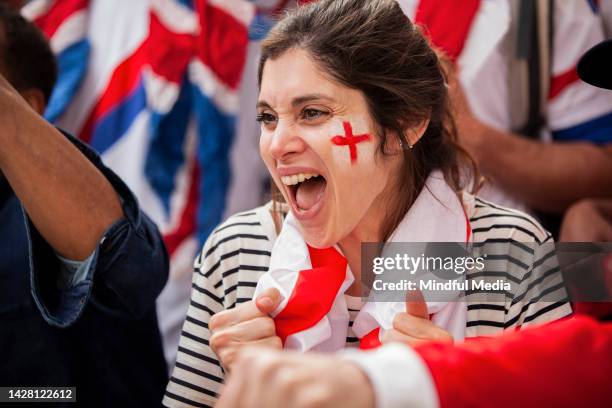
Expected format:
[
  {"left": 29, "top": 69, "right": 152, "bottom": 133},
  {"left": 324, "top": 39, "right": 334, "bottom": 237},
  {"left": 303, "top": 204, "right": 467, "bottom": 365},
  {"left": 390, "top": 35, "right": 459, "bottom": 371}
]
[
  {"left": 209, "top": 288, "right": 283, "bottom": 373},
  {"left": 217, "top": 347, "right": 375, "bottom": 408},
  {"left": 381, "top": 291, "right": 454, "bottom": 346}
]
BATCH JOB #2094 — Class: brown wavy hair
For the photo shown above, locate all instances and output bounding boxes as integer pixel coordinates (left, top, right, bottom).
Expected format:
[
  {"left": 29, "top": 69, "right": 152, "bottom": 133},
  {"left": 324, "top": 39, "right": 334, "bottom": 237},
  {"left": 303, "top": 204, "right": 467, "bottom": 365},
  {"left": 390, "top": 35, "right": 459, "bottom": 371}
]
[{"left": 259, "top": 0, "right": 479, "bottom": 241}]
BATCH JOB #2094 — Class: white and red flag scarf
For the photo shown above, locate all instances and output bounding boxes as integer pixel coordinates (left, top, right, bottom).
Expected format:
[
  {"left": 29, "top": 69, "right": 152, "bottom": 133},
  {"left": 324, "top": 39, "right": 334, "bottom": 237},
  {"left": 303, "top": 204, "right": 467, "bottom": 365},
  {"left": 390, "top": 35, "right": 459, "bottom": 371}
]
[{"left": 254, "top": 171, "right": 472, "bottom": 351}]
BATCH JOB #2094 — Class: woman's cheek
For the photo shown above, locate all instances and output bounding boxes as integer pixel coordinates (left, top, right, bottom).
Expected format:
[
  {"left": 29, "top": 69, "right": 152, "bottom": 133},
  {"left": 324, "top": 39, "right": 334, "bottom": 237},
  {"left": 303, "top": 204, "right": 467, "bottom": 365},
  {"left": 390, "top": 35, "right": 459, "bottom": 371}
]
[
  {"left": 328, "top": 142, "right": 379, "bottom": 182},
  {"left": 259, "top": 131, "right": 271, "bottom": 159},
  {"left": 259, "top": 132, "right": 277, "bottom": 174}
]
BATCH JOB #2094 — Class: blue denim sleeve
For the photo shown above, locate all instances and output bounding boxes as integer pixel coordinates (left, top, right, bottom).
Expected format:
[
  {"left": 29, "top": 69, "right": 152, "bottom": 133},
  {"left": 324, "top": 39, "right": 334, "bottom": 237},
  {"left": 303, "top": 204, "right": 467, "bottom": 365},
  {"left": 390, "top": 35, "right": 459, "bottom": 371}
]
[
  {"left": 25, "top": 130, "right": 169, "bottom": 328},
  {"left": 56, "top": 252, "right": 95, "bottom": 289}
]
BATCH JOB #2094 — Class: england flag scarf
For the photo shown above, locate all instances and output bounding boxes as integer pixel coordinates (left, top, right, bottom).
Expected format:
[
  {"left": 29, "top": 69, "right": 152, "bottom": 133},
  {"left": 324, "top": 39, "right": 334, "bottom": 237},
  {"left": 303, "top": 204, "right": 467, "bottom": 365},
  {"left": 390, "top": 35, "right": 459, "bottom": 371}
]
[{"left": 254, "top": 171, "right": 471, "bottom": 351}]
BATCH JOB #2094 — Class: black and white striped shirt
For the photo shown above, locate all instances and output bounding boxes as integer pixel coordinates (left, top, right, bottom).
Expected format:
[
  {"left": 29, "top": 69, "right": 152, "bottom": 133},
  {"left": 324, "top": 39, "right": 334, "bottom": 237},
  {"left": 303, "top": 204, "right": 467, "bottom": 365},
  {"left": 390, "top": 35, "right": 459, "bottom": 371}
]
[{"left": 163, "top": 196, "right": 572, "bottom": 407}]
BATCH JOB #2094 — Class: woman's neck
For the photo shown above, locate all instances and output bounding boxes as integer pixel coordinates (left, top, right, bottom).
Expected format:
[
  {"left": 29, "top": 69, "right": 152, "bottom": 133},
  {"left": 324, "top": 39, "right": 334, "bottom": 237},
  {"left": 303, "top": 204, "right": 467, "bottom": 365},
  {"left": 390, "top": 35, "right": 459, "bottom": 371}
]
[
  {"left": 338, "top": 169, "right": 402, "bottom": 296},
  {"left": 338, "top": 237, "right": 365, "bottom": 296},
  {"left": 339, "top": 201, "right": 388, "bottom": 296}
]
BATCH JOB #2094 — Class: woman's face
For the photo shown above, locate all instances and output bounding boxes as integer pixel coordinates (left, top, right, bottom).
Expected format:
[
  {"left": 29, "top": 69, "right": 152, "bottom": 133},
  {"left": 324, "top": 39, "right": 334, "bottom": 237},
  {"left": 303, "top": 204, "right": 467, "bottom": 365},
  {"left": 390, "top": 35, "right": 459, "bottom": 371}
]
[{"left": 258, "top": 48, "right": 401, "bottom": 247}]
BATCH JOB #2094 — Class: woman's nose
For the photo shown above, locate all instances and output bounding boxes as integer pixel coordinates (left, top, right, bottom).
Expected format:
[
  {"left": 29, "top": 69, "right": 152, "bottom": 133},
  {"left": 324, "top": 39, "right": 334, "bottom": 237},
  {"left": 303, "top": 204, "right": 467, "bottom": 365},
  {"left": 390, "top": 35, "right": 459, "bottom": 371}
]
[{"left": 268, "top": 123, "right": 307, "bottom": 161}]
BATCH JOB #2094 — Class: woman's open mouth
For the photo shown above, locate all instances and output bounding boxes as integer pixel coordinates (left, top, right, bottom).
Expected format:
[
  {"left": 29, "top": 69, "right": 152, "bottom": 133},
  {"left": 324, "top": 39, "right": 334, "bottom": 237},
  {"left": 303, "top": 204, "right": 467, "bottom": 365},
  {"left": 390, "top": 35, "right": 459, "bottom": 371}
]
[{"left": 281, "top": 171, "right": 327, "bottom": 220}]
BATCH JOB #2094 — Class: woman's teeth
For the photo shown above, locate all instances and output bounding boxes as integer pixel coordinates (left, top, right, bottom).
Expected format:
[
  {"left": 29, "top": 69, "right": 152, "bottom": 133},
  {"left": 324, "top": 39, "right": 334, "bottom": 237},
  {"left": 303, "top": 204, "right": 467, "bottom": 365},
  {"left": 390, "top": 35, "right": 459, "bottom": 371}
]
[{"left": 281, "top": 173, "right": 320, "bottom": 186}]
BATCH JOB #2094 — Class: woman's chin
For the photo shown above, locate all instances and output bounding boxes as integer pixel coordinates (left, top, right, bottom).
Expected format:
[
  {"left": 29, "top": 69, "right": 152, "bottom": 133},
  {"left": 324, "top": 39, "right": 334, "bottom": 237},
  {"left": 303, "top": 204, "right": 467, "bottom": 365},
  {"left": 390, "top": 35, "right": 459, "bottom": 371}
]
[{"left": 301, "top": 228, "right": 338, "bottom": 249}]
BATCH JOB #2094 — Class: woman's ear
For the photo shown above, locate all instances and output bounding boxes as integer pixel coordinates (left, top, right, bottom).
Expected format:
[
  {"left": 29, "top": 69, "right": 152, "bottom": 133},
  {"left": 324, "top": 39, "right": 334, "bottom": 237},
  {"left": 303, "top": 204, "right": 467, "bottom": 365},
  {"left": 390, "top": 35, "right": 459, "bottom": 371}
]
[
  {"left": 406, "top": 117, "right": 430, "bottom": 147},
  {"left": 386, "top": 116, "right": 430, "bottom": 153}
]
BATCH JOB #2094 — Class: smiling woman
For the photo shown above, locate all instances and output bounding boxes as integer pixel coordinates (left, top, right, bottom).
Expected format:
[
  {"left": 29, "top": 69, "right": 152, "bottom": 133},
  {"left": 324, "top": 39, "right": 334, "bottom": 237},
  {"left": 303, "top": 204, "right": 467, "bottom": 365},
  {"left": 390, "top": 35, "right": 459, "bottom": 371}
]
[
  {"left": 257, "top": 46, "right": 400, "bottom": 249},
  {"left": 255, "top": 0, "right": 473, "bottom": 249},
  {"left": 163, "top": 0, "right": 571, "bottom": 406}
]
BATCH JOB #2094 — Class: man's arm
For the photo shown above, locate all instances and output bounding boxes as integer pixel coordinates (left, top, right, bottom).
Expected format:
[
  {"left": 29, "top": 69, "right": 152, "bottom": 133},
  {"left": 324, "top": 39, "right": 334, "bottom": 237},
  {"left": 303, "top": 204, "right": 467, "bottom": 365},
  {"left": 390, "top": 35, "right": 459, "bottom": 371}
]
[
  {"left": 465, "top": 117, "right": 612, "bottom": 213},
  {"left": 450, "top": 70, "right": 612, "bottom": 214},
  {"left": 414, "top": 316, "right": 612, "bottom": 408},
  {"left": 447, "top": 0, "right": 612, "bottom": 215},
  {"left": 217, "top": 316, "right": 612, "bottom": 408},
  {"left": 25, "top": 140, "right": 170, "bottom": 326},
  {"left": 0, "top": 72, "right": 123, "bottom": 260},
  {"left": 0, "top": 72, "right": 168, "bottom": 326}
]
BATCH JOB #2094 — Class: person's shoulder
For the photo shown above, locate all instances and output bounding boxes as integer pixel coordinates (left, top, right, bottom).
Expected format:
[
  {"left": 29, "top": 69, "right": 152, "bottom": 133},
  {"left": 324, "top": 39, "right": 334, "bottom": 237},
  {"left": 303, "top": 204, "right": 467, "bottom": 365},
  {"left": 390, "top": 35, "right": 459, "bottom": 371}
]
[
  {"left": 211, "top": 203, "right": 277, "bottom": 241},
  {"left": 195, "top": 203, "right": 277, "bottom": 267},
  {"left": 469, "top": 196, "right": 551, "bottom": 245}
]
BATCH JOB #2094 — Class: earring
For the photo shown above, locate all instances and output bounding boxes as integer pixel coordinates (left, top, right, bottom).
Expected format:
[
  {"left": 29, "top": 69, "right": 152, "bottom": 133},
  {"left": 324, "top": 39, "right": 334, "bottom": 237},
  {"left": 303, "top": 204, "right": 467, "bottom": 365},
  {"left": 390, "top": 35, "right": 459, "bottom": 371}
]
[{"left": 399, "top": 138, "right": 413, "bottom": 150}]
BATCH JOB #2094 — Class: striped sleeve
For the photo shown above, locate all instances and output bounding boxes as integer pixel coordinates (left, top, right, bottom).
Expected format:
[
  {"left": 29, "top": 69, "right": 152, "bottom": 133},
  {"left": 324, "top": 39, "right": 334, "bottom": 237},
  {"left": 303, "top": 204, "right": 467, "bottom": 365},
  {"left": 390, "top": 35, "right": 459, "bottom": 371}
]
[
  {"left": 505, "top": 236, "right": 573, "bottom": 329},
  {"left": 163, "top": 208, "right": 273, "bottom": 407},
  {"left": 163, "top": 232, "right": 226, "bottom": 407},
  {"left": 466, "top": 197, "right": 572, "bottom": 336}
]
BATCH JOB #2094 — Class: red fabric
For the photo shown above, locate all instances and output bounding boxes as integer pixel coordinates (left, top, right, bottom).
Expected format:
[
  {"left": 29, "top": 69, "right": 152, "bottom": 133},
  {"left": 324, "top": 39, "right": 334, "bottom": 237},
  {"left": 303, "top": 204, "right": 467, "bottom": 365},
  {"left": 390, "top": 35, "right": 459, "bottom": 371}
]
[
  {"left": 273, "top": 246, "right": 347, "bottom": 344},
  {"left": 549, "top": 66, "right": 580, "bottom": 100},
  {"left": 416, "top": 316, "right": 612, "bottom": 408},
  {"left": 34, "top": 0, "right": 88, "bottom": 38},
  {"left": 359, "top": 327, "right": 382, "bottom": 350},
  {"left": 79, "top": 12, "right": 194, "bottom": 142},
  {"left": 273, "top": 194, "right": 472, "bottom": 348},
  {"left": 194, "top": 0, "right": 249, "bottom": 90},
  {"left": 461, "top": 202, "right": 472, "bottom": 243},
  {"left": 414, "top": 0, "right": 481, "bottom": 62},
  {"left": 163, "top": 162, "right": 199, "bottom": 256},
  {"left": 572, "top": 258, "right": 612, "bottom": 319}
]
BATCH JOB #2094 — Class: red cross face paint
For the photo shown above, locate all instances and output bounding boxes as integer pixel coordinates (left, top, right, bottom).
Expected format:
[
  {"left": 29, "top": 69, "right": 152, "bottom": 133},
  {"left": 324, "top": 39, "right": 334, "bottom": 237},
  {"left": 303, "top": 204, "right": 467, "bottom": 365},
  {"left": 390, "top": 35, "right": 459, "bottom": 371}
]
[
  {"left": 331, "top": 122, "right": 371, "bottom": 164},
  {"left": 258, "top": 48, "right": 403, "bottom": 248}
]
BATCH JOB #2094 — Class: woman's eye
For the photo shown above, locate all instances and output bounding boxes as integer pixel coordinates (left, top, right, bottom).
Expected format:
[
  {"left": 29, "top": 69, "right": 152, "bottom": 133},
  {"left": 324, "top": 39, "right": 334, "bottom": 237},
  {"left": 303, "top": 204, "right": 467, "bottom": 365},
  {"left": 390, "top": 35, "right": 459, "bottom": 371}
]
[
  {"left": 256, "top": 112, "right": 277, "bottom": 125},
  {"left": 301, "top": 108, "right": 328, "bottom": 121}
]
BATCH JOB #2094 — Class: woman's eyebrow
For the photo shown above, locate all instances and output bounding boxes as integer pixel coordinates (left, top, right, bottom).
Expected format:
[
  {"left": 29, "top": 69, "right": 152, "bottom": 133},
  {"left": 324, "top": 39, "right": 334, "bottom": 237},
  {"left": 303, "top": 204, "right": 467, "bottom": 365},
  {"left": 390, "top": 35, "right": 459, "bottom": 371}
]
[
  {"left": 256, "top": 100, "right": 272, "bottom": 110},
  {"left": 256, "top": 94, "right": 337, "bottom": 110},
  {"left": 291, "top": 94, "right": 336, "bottom": 107}
]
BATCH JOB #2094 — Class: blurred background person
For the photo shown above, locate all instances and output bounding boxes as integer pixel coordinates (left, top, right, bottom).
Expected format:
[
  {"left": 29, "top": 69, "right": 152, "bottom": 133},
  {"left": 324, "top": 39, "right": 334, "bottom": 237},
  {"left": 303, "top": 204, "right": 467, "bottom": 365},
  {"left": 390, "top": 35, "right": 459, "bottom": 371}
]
[
  {"left": 0, "top": 4, "right": 168, "bottom": 406},
  {"left": 13, "top": 0, "right": 291, "bottom": 369},
  {"left": 558, "top": 37, "right": 612, "bottom": 320},
  {"left": 397, "top": 0, "right": 612, "bottom": 238}
]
